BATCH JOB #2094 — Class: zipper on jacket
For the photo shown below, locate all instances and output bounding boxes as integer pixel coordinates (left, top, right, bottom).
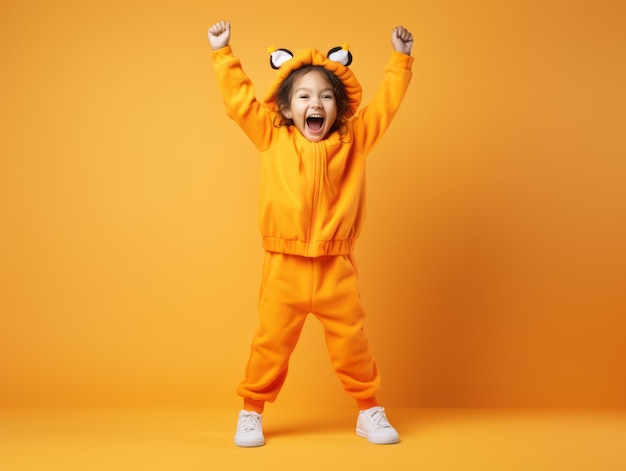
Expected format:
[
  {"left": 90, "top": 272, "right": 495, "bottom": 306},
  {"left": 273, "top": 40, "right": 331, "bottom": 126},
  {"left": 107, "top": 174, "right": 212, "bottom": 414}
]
[{"left": 307, "top": 142, "right": 324, "bottom": 257}]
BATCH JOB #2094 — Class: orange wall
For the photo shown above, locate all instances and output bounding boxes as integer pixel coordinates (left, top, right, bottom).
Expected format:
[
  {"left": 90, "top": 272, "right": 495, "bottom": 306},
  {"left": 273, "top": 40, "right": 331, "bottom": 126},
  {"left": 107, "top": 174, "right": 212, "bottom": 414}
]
[{"left": 1, "top": 0, "right": 625, "bottom": 408}]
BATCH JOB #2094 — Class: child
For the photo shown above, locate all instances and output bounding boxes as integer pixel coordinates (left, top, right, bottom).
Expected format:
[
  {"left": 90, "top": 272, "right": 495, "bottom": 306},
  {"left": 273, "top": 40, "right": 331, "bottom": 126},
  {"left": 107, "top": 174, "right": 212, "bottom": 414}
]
[{"left": 208, "top": 19, "right": 413, "bottom": 447}]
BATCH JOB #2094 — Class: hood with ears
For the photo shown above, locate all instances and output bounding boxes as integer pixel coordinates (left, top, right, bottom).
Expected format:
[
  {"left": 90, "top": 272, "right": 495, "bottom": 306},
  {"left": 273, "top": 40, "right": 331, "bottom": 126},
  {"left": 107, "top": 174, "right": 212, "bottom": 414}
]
[{"left": 263, "top": 47, "right": 362, "bottom": 118}]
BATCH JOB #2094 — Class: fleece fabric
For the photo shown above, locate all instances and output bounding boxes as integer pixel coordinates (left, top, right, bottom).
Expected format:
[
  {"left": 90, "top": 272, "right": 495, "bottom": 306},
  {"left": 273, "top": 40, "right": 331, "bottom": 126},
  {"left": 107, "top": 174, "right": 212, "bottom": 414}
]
[
  {"left": 211, "top": 46, "right": 413, "bottom": 258},
  {"left": 239, "top": 252, "right": 381, "bottom": 410}
]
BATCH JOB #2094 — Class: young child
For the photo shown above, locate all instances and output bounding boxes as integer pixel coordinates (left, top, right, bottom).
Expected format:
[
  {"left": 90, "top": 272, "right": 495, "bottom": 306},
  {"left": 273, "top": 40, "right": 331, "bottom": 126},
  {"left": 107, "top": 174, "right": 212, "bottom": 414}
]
[{"left": 208, "top": 19, "right": 413, "bottom": 447}]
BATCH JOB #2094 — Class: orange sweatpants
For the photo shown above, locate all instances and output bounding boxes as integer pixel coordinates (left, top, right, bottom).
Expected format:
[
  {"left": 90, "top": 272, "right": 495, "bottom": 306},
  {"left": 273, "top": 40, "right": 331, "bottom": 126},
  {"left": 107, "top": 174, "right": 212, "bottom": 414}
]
[{"left": 237, "top": 252, "right": 381, "bottom": 412}]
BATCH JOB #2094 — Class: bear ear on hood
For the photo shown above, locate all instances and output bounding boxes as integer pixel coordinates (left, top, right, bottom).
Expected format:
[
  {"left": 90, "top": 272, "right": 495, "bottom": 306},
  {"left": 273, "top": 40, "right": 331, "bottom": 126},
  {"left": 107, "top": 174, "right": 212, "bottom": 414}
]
[
  {"left": 268, "top": 47, "right": 294, "bottom": 69},
  {"left": 327, "top": 44, "right": 352, "bottom": 66}
]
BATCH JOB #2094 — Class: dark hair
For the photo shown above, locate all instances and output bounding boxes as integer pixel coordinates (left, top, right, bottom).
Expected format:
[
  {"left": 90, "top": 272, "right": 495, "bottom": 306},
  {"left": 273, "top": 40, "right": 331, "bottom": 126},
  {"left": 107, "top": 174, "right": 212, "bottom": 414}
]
[{"left": 272, "top": 65, "right": 349, "bottom": 134}]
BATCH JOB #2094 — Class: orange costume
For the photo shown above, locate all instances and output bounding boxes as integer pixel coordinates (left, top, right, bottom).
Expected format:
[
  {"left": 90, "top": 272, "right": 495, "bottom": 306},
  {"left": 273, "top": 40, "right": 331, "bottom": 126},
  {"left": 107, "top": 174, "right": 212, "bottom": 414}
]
[{"left": 211, "top": 45, "right": 413, "bottom": 413}]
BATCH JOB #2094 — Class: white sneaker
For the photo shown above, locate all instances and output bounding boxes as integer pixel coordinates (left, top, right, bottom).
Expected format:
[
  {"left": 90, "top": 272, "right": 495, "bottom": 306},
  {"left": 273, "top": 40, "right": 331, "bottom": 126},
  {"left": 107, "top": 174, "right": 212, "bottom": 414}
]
[
  {"left": 356, "top": 406, "right": 400, "bottom": 444},
  {"left": 234, "top": 410, "right": 265, "bottom": 447}
]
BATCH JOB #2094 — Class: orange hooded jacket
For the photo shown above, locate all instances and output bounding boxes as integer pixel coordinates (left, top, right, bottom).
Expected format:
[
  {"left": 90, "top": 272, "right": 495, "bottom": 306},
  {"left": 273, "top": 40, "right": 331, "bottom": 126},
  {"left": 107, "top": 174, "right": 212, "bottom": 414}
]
[{"left": 212, "top": 46, "right": 413, "bottom": 257}]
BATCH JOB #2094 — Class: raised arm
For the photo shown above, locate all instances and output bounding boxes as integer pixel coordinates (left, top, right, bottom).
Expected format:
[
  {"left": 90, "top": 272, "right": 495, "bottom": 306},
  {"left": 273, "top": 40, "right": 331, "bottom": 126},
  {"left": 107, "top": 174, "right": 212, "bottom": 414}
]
[
  {"left": 352, "top": 26, "right": 414, "bottom": 153},
  {"left": 209, "top": 20, "right": 277, "bottom": 151}
]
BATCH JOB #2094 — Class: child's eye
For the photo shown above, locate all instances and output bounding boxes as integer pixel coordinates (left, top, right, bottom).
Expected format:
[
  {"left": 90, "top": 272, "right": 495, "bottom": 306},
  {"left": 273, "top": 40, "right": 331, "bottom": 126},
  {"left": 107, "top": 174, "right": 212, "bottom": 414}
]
[{"left": 299, "top": 95, "right": 309, "bottom": 99}]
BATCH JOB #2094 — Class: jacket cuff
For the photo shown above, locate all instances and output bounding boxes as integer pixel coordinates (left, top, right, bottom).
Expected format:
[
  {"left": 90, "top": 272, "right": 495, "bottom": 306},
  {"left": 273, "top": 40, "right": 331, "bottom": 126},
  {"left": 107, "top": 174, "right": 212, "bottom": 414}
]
[
  {"left": 391, "top": 50, "right": 414, "bottom": 70},
  {"left": 211, "top": 45, "right": 233, "bottom": 63}
]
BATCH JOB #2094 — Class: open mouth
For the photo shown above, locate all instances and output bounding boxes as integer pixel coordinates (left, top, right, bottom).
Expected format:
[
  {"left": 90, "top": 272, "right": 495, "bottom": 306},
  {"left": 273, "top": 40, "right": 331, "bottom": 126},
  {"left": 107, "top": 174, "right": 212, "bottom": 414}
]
[{"left": 306, "top": 115, "right": 325, "bottom": 132}]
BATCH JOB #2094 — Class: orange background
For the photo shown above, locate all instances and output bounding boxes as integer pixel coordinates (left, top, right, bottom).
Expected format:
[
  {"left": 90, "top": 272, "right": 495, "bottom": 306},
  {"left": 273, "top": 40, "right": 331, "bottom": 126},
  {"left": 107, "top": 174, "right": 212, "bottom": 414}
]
[{"left": 1, "top": 0, "right": 625, "bottom": 409}]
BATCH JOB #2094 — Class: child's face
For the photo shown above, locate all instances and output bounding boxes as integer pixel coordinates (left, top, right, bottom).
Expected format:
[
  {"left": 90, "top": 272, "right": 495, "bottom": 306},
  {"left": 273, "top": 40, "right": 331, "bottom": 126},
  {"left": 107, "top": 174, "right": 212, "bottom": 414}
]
[{"left": 282, "top": 69, "right": 338, "bottom": 142}]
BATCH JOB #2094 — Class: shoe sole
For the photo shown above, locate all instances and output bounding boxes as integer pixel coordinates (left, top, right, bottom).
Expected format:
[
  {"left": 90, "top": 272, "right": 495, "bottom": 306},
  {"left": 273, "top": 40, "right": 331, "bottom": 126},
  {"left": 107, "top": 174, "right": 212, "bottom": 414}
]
[
  {"left": 234, "top": 438, "right": 265, "bottom": 447},
  {"left": 356, "top": 429, "right": 400, "bottom": 445}
]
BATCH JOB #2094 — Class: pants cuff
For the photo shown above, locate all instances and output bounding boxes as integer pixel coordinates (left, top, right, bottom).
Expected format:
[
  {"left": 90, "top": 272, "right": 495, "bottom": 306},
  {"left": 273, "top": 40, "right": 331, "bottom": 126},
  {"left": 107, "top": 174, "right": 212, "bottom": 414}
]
[{"left": 243, "top": 398, "right": 265, "bottom": 414}]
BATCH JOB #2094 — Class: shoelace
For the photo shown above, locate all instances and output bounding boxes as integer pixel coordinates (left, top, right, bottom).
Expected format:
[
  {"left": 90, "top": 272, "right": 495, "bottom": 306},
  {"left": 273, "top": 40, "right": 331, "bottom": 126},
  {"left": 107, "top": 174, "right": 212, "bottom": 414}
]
[
  {"left": 240, "top": 413, "right": 262, "bottom": 433},
  {"left": 365, "top": 407, "right": 391, "bottom": 430}
]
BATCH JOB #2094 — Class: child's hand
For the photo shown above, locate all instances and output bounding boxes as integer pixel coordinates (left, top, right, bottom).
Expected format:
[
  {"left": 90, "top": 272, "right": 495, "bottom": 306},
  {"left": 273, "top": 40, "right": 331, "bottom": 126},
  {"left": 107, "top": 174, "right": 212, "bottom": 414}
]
[
  {"left": 208, "top": 20, "right": 231, "bottom": 50},
  {"left": 391, "top": 26, "right": 413, "bottom": 55}
]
